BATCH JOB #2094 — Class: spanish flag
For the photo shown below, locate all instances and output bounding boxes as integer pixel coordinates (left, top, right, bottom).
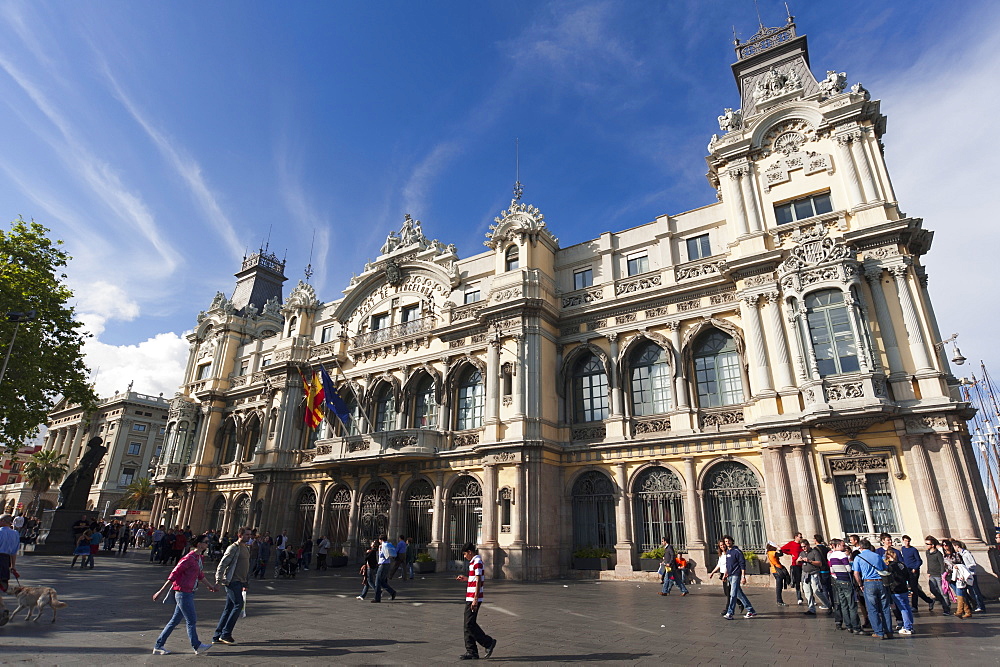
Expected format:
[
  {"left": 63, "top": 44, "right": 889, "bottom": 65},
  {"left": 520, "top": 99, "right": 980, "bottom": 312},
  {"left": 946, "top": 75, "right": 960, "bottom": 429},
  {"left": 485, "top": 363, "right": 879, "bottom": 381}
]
[{"left": 301, "top": 369, "right": 325, "bottom": 428}]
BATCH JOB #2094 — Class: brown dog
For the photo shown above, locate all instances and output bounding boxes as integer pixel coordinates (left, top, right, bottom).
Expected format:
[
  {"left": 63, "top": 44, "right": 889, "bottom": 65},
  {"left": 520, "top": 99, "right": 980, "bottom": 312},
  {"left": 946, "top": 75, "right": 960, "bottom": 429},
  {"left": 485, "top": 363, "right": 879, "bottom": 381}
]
[{"left": 7, "top": 585, "right": 68, "bottom": 623}]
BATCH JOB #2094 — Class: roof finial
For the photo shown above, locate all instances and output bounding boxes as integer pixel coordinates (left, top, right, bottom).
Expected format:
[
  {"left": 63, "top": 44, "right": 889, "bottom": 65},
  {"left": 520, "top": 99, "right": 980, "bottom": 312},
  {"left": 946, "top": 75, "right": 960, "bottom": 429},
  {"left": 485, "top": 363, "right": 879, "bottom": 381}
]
[
  {"left": 732, "top": 25, "right": 740, "bottom": 45},
  {"left": 513, "top": 138, "right": 523, "bottom": 201},
  {"left": 304, "top": 229, "right": 315, "bottom": 281},
  {"left": 785, "top": 2, "right": 794, "bottom": 23}
]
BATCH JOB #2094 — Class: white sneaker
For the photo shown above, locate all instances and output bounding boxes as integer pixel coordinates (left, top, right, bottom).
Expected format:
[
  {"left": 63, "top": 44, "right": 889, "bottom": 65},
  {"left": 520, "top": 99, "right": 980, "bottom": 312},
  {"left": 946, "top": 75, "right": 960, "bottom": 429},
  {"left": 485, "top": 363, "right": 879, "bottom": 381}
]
[
  {"left": 195, "top": 643, "right": 213, "bottom": 655},
  {"left": 152, "top": 648, "right": 171, "bottom": 655},
  {"left": 898, "top": 628, "right": 913, "bottom": 635},
  {"left": 796, "top": 600, "right": 803, "bottom": 605},
  {"left": 356, "top": 596, "right": 364, "bottom": 600}
]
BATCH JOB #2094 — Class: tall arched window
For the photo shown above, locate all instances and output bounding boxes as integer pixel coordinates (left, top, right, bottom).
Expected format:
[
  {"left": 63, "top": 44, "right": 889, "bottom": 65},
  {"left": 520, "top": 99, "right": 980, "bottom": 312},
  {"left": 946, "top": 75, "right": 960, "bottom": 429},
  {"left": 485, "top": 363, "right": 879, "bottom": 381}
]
[
  {"left": 404, "top": 479, "right": 434, "bottom": 551},
  {"left": 210, "top": 496, "right": 226, "bottom": 532},
  {"left": 693, "top": 330, "right": 743, "bottom": 407},
  {"left": 243, "top": 415, "right": 260, "bottom": 462},
  {"left": 456, "top": 368, "right": 484, "bottom": 430},
  {"left": 219, "top": 419, "right": 238, "bottom": 463},
  {"left": 805, "top": 289, "right": 860, "bottom": 376},
  {"left": 294, "top": 488, "right": 317, "bottom": 544},
  {"left": 505, "top": 245, "right": 519, "bottom": 271},
  {"left": 340, "top": 394, "right": 361, "bottom": 436},
  {"left": 448, "top": 476, "right": 482, "bottom": 560},
  {"left": 357, "top": 481, "right": 390, "bottom": 548},
  {"left": 573, "top": 353, "right": 609, "bottom": 423},
  {"left": 412, "top": 375, "right": 438, "bottom": 429},
  {"left": 633, "top": 466, "right": 685, "bottom": 552},
  {"left": 287, "top": 315, "right": 298, "bottom": 337},
  {"left": 326, "top": 486, "right": 351, "bottom": 550},
  {"left": 571, "top": 471, "right": 617, "bottom": 551},
  {"left": 630, "top": 342, "right": 672, "bottom": 416},
  {"left": 232, "top": 494, "right": 251, "bottom": 532},
  {"left": 373, "top": 384, "right": 395, "bottom": 432},
  {"left": 703, "top": 462, "right": 765, "bottom": 553}
]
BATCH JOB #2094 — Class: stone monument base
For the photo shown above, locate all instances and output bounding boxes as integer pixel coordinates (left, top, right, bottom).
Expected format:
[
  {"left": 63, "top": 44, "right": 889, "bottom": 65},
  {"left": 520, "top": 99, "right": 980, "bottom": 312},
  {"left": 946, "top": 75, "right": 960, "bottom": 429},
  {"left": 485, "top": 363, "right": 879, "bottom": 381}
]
[{"left": 29, "top": 509, "right": 97, "bottom": 556}]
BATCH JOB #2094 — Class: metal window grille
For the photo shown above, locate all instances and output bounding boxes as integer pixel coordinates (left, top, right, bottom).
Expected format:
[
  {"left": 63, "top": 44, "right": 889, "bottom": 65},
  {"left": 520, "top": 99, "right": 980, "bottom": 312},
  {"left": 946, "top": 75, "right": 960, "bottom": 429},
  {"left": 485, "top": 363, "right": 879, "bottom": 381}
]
[
  {"left": 572, "top": 471, "right": 617, "bottom": 550},
  {"left": 232, "top": 495, "right": 251, "bottom": 532},
  {"left": 327, "top": 486, "right": 351, "bottom": 550},
  {"left": 448, "top": 476, "right": 482, "bottom": 560},
  {"left": 210, "top": 497, "right": 226, "bottom": 533},
  {"left": 633, "top": 467, "right": 685, "bottom": 552},
  {"left": 704, "top": 462, "right": 765, "bottom": 553},
  {"left": 357, "top": 483, "right": 390, "bottom": 548},
  {"left": 295, "top": 488, "right": 317, "bottom": 543},
  {"left": 404, "top": 479, "right": 434, "bottom": 550}
]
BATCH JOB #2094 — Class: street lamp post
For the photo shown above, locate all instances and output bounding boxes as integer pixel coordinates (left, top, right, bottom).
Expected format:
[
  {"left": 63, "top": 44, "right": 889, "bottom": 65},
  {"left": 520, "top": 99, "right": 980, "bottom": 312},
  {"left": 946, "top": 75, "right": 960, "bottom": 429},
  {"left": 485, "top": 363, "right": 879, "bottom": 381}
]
[{"left": 0, "top": 310, "right": 37, "bottom": 386}]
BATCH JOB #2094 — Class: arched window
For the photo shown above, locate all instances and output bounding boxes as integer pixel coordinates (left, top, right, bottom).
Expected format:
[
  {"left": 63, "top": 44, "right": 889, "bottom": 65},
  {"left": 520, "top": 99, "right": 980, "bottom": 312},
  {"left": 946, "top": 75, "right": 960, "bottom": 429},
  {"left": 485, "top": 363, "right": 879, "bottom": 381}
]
[
  {"left": 573, "top": 353, "right": 608, "bottom": 423},
  {"left": 630, "top": 342, "right": 672, "bottom": 416},
  {"left": 703, "top": 462, "right": 765, "bottom": 553},
  {"left": 633, "top": 466, "right": 685, "bottom": 552},
  {"left": 412, "top": 375, "right": 438, "bottom": 429},
  {"left": 448, "top": 476, "right": 482, "bottom": 560},
  {"left": 693, "top": 330, "right": 743, "bottom": 408},
  {"left": 357, "top": 481, "right": 390, "bottom": 549},
  {"left": 456, "top": 368, "right": 484, "bottom": 430},
  {"left": 327, "top": 486, "right": 351, "bottom": 550},
  {"left": 287, "top": 315, "right": 298, "bottom": 337},
  {"left": 294, "top": 488, "right": 317, "bottom": 544},
  {"left": 373, "top": 384, "right": 395, "bottom": 432},
  {"left": 232, "top": 494, "right": 251, "bottom": 532},
  {"left": 805, "top": 290, "right": 860, "bottom": 376},
  {"left": 210, "top": 496, "right": 226, "bottom": 532},
  {"left": 219, "top": 419, "right": 238, "bottom": 463},
  {"left": 404, "top": 479, "right": 434, "bottom": 551},
  {"left": 571, "top": 471, "right": 617, "bottom": 551},
  {"left": 505, "top": 245, "right": 519, "bottom": 271},
  {"left": 243, "top": 416, "right": 260, "bottom": 462}
]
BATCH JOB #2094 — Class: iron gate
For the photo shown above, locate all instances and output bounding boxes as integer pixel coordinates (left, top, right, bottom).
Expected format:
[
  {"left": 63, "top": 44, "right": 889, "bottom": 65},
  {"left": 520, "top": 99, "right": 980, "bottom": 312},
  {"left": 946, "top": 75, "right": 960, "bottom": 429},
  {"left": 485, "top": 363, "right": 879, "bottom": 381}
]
[
  {"left": 404, "top": 479, "right": 434, "bottom": 551},
  {"left": 571, "top": 471, "right": 617, "bottom": 550},
  {"left": 704, "top": 462, "right": 765, "bottom": 553},
  {"left": 357, "top": 482, "right": 390, "bottom": 550},
  {"left": 295, "top": 488, "right": 317, "bottom": 543},
  {"left": 231, "top": 494, "right": 251, "bottom": 533},
  {"left": 633, "top": 466, "right": 685, "bottom": 552},
  {"left": 327, "top": 486, "right": 351, "bottom": 550},
  {"left": 448, "top": 476, "right": 482, "bottom": 560}
]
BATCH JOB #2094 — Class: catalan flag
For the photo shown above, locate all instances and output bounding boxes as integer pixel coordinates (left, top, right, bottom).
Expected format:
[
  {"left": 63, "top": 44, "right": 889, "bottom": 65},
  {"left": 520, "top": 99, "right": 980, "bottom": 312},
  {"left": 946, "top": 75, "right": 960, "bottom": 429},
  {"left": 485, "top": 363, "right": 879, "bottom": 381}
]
[{"left": 301, "top": 368, "right": 325, "bottom": 428}]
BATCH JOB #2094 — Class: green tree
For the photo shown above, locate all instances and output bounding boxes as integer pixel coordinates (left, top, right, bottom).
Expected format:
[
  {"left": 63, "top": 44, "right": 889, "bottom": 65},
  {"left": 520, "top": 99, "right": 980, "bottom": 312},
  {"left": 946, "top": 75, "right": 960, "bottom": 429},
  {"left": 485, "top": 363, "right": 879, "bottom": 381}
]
[
  {"left": 22, "top": 448, "right": 69, "bottom": 516},
  {"left": 0, "top": 217, "right": 96, "bottom": 455},
  {"left": 120, "top": 477, "right": 155, "bottom": 510}
]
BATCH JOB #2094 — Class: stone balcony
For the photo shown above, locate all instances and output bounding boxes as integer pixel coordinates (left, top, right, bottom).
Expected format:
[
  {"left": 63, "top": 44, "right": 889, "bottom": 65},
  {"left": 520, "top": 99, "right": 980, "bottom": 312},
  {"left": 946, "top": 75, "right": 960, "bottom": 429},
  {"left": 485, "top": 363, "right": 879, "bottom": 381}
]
[
  {"left": 153, "top": 463, "right": 189, "bottom": 482},
  {"left": 310, "top": 427, "right": 481, "bottom": 463},
  {"left": 349, "top": 317, "right": 437, "bottom": 362}
]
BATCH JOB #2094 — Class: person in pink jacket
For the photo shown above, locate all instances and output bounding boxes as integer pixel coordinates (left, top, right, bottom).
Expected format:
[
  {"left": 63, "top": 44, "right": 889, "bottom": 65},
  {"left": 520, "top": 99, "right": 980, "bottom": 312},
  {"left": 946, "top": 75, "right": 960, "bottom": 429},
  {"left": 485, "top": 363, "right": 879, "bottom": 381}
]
[{"left": 151, "top": 535, "right": 218, "bottom": 655}]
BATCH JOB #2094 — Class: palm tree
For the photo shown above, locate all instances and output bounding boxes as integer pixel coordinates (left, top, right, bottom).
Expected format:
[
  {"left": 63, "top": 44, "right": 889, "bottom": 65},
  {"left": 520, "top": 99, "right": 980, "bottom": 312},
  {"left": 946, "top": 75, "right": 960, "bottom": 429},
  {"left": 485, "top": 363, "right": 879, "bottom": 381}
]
[
  {"left": 23, "top": 449, "right": 69, "bottom": 516},
  {"left": 120, "top": 477, "right": 155, "bottom": 510}
]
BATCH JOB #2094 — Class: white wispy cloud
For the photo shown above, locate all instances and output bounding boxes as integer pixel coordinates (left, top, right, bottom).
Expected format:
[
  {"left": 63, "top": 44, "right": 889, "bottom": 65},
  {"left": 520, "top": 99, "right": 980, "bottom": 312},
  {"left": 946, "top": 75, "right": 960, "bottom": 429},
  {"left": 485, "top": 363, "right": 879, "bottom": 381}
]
[
  {"left": 401, "top": 141, "right": 462, "bottom": 218},
  {"left": 84, "top": 331, "right": 190, "bottom": 399}
]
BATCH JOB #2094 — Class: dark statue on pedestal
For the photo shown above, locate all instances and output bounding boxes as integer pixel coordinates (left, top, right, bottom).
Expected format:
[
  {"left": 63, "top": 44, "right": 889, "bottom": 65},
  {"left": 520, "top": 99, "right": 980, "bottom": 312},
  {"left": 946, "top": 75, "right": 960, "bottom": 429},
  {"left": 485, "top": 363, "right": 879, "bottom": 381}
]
[{"left": 56, "top": 437, "right": 106, "bottom": 510}]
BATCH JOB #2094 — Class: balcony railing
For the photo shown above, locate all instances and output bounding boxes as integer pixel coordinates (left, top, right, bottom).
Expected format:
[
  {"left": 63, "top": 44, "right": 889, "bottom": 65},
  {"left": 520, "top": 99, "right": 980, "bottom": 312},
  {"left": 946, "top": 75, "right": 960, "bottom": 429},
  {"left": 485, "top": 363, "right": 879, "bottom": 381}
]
[{"left": 352, "top": 317, "right": 436, "bottom": 348}]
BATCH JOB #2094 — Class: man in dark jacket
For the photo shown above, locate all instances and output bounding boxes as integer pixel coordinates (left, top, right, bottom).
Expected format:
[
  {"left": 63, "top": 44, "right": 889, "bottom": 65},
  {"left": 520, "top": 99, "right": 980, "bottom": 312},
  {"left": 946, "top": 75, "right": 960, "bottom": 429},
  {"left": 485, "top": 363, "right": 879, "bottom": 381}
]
[
  {"left": 722, "top": 535, "right": 757, "bottom": 619},
  {"left": 658, "top": 537, "right": 689, "bottom": 596}
]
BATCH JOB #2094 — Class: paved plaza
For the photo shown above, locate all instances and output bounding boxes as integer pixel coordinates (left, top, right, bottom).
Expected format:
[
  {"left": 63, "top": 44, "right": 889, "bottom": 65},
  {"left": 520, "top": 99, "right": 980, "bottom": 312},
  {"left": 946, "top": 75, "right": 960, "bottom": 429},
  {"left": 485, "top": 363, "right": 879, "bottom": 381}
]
[{"left": 1, "top": 552, "right": 998, "bottom": 665}]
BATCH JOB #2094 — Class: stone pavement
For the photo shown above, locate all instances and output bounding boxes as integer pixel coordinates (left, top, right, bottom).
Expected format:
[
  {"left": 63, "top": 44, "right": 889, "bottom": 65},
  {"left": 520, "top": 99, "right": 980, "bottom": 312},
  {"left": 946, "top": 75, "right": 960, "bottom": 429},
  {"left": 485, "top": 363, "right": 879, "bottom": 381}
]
[{"left": 1, "top": 552, "right": 998, "bottom": 666}]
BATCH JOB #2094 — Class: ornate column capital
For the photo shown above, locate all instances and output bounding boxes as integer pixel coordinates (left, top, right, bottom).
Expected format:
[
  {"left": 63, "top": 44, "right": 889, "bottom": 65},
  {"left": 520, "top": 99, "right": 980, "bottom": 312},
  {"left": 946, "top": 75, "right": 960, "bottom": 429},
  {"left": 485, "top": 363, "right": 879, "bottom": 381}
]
[
  {"left": 663, "top": 320, "right": 680, "bottom": 332},
  {"left": 864, "top": 265, "right": 884, "bottom": 282},
  {"left": 606, "top": 331, "right": 619, "bottom": 343},
  {"left": 741, "top": 293, "right": 760, "bottom": 308},
  {"left": 888, "top": 264, "right": 910, "bottom": 279}
]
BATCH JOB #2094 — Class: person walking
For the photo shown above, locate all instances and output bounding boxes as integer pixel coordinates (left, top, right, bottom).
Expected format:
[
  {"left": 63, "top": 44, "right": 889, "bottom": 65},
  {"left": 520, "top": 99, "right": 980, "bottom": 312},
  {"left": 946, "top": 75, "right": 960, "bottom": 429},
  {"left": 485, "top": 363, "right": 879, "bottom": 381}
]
[
  {"left": 150, "top": 525, "right": 165, "bottom": 562},
  {"left": 800, "top": 538, "right": 832, "bottom": 615},
  {"left": 212, "top": 526, "right": 252, "bottom": 645},
  {"left": 71, "top": 529, "right": 92, "bottom": 569},
  {"left": 709, "top": 540, "right": 743, "bottom": 613},
  {"left": 827, "top": 539, "right": 861, "bottom": 633},
  {"left": 923, "top": 537, "right": 951, "bottom": 615},
  {"left": 884, "top": 549, "right": 914, "bottom": 634},
  {"left": 391, "top": 534, "right": 407, "bottom": 580},
  {"left": 658, "top": 536, "right": 688, "bottom": 596},
  {"left": 721, "top": 535, "right": 756, "bottom": 619},
  {"left": 457, "top": 542, "right": 497, "bottom": 660},
  {"left": 949, "top": 554, "right": 975, "bottom": 619},
  {"left": 316, "top": 536, "right": 330, "bottom": 571},
  {"left": 151, "top": 535, "right": 218, "bottom": 655},
  {"left": 356, "top": 540, "right": 379, "bottom": 599},
  {"left": 955, "top": 540, "right": 987, "bottom": 612},
  {"left": 404, "top": 538, "right": 417, "bottom": 580},
  {"left": 87, "top": 525, "right": 103, "bottom": 569},
  {"left": 0, "top": 513, "right": 22, "bottom": 627},
  {"left": 898, "top": 535, "right": 934, "bottom": 612},
  {"left": 253, "top": 534, "right": 272, "bottom": 580},
  {"left": 852, "top": 539, "right": 893, "bottom": 640},
  {"left": 372, "top": 535, "right": 397, "bottom": 603},
  {"left": 766, "top": 543, "right": 788, "bottom": 606},
  {"left": 780, "top": 532, "right": 805, "bottom": 605}
]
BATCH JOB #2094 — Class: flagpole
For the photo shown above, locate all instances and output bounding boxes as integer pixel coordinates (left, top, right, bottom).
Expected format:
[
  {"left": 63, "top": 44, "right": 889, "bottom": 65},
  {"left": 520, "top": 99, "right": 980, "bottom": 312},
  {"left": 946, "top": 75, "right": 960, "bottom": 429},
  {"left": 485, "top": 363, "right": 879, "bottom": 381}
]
[{"left": 329, "top": 356, "right": 373, "bottom": 433}]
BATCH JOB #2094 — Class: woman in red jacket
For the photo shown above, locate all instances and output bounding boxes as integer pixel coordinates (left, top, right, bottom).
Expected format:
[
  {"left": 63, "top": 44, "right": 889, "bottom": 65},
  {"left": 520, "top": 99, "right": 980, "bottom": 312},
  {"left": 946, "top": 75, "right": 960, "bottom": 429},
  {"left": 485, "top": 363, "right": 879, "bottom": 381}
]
[{"left": 151, "top": 535, "right": 218, "bottom": 655}]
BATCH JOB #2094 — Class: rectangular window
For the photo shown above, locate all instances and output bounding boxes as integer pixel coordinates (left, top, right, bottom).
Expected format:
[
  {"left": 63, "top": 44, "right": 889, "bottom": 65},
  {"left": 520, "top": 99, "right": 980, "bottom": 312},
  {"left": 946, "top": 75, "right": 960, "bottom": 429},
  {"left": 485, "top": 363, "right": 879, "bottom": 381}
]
[
  {"left": 239, "top": 361, "right": 249, "bottom": 376},
  {"left": 464, "top": 288, "right": 481, "bottom": 305},
  {"left": 119, "top": 467, "right": 136, "bottom": 487},
  {"left": 401, "top": 304, "right": 421, "bottom": 322},
  {"left": 196, "top": 363, "right": 212, "bottom": 380},
  {"left": 10, "top": 462, "right": 20, "bottom": 474},
  {"left": 573, "top": 268, "right": 593, "bottom": 290},
  {"left": 261, "top": 357, "right": 272, "bottom": 368},
  {"left": 127, "top": 442, "right": 141, "bottom": 456},
  {"left": 155, "top": 445, "right": 163, "bottom": 458},
  {"left": 686, "top": 234, "right": 711, "bottom": 261},
  {"left": 627, "top": 253, "right": 649, "bottom": 277},
  {"left": 132, "top": 424, "right": 147, "bottom": 432},
  {"left": 321, "top": 326, "right": 336, "bottom": 343},
  {"left": 774, "top": 192, "right": 834, "bottom": 225},
  {"left": 371, "top": 313, "right": 389, "bottom": 331},
  {"left": 159, "top": 427, "right": 166, "bottom": 435}
]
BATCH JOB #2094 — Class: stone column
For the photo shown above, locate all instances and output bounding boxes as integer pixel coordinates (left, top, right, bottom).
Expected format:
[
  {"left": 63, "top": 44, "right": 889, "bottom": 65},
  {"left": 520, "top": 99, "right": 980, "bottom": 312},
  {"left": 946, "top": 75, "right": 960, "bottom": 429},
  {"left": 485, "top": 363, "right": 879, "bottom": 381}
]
[
  {"left": 608, "top": 333, "right": 623, "bottom": 417},
  {"left": 849, "top": 130, "right": 878, "bottom": 202},
  {"left": 68, "top": 426, "right": 87, "bottom": 467},
  {"left": 513, "top": 334, "right": 525, "bottom": 418},
  {"left": 788, "top": 444, "right": 821, "bottom": 537},
  {"left": 387, "top": 473, "right": 401, "bottom": 539},
  {"left": 613, "top": 462, "right": 634, "bottom": 574},
  {"left": 742, "top": 294, "right": 774, "bottom": 394},
  {"left": 726, "top": 168, "right": 750, "bottom": 237},
  {"left": 346, "top": 482, "right": 360, "bottom": 559},
  {"left": 312, "top": 484, "right": 327, "bottom": 546},
  {"left": 836, "top": 133, "right": 865, "bottom": 207},
  {"left": 512, "top": 463, "right": 527, "bottom": 545},
  {"left": 738, "top": 164, "right": 763, "bottom": 233},
  {"left": 762, "top": 445, "right": 795, "bottom": 539},
  {"left": 902, "top": 435, "right": 946, "bottom": 537},
  {"left": 682, "top": 457, "right": 705, "bottom": 551},
  {"left": 667, "top": 321, "right": 689, "bottom": 408},
  {"left": 793, "top": 309, "right": 820, "bottom": 379},
  {"left": 864, "top": 266, "right": 905, "bottom": 374},
  {"left": 762, "top": 292, "right": 795, "bottom": 391},
  {"left": 843, "top": 290, "right": 873, "bottom": 373},
  {"left": 480, "top": 464, "right": 498, "bottom": 546},
  {"left": 936, "top": 434, "right": 980, "bottom": 542},
  {"left": 485, "top": 339, "right": 500, "bottom": 424},
  {"left": 890, "top": 264, "right": 934, "bottom": 372},
  {"left": 429, "top": 471, "right": 446, "bottom": 562}
]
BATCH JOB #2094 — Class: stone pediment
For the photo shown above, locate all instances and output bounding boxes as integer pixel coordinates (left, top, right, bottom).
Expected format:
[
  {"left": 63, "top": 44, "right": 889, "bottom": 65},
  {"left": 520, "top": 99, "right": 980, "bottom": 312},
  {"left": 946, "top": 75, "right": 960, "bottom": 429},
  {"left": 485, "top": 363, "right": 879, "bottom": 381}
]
[{"left": 485, "top": 199, "right": 559, "bottom": 250}]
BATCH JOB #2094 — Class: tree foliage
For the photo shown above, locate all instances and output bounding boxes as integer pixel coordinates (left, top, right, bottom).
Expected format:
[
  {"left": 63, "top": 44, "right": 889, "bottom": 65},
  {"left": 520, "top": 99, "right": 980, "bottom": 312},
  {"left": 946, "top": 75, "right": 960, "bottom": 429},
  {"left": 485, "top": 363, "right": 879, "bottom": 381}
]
[
  {"left": 120, "top": 477, "right": 155, "bottom": 510},
  {"left": 0, "top": 217, "right": 96, "bottom": 455},
  {"left": 23, "top": 448, "right": 69, "bottom": 515}
]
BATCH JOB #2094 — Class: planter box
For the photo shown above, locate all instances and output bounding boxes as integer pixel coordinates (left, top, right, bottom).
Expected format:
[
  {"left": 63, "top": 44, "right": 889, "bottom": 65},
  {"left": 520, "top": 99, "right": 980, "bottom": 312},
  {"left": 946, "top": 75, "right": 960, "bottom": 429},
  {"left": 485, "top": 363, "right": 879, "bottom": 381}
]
[
  {"left": 413, "top": 561, "right": 436, "bottom": 573},
  {"left": 328, "top": 555, "right": 348, "bottom": 568},
  {"left": 572, "top": 557, "right": 609, "bottom": 570},
  {"left": 639, "top": 558, "right": 662, "bottom": 572}
]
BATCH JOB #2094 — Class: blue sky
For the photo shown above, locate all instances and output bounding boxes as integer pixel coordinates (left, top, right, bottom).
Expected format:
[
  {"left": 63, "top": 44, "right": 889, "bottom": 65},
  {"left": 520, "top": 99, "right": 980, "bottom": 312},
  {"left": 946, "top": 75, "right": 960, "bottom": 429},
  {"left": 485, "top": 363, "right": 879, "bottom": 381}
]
[{"left": 1, "top": 0, "right": 998, "bottom": 398}]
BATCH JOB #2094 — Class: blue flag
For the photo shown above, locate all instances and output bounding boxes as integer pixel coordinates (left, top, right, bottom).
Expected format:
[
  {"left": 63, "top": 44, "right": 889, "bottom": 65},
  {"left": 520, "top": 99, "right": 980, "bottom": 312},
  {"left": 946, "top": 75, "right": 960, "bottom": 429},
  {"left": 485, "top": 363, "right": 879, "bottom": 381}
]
[{"left": 320, "top": 365, "right": 351, "bottom": 428}]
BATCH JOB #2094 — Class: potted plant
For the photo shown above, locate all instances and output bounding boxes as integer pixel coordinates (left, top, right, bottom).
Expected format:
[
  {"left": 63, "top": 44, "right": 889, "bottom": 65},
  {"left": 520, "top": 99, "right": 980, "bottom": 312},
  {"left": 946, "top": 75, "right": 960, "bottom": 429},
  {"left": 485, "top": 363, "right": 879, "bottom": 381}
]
[
  {"left": 328, "top": 550, "right": 348, "bottom": 568},
  {"left": 742, "top": 550, "right": 762, "bottom": 575},
  {"left": 572, "top": 547, "right": 612, "bottom": 570},
  {"left": 413, "top": 551, "right": 436, "bottom": 573},
  {"left": 639, "top": 546, "right": 665, "bottom": 572}
]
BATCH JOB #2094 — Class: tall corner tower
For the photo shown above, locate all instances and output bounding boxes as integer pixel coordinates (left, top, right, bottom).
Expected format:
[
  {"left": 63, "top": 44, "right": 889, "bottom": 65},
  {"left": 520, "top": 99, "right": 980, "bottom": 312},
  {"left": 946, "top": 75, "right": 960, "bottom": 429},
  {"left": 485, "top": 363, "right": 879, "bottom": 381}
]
[{"left": 230, "top": 249, "right": 288, "bottom": 316}]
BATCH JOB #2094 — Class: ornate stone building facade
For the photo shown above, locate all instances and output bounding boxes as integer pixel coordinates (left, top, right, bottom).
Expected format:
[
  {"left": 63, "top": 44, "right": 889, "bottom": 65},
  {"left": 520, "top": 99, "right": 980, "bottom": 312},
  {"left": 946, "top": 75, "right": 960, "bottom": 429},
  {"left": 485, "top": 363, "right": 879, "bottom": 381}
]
[{"left": 150, "top": 20, "right": 996, "bottom": 583}]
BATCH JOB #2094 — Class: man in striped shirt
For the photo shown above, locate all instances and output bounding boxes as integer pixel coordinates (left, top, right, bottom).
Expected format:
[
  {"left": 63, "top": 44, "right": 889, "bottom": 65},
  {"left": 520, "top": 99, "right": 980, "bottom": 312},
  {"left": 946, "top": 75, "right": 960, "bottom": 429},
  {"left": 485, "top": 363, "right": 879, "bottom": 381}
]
[
  {"left": 828, "top": 538, "right": 861, "bottom": 633},
  {"left": 457, "top": 542, "right": 497, "bottom": 660}
]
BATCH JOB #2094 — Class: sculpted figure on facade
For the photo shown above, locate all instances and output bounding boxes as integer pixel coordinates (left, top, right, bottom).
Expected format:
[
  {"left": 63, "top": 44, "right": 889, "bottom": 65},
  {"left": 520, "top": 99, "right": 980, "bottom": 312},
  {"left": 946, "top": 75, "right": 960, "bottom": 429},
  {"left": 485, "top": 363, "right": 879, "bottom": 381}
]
[
  {"left": 717, "top": 107, "right": 743, "bottom": 133},
  {"left": 753, "top": 66, "right": 803, "bottom": 106},
  {"left": 819, "top": 70, "right": 847, "bottom": 96}
]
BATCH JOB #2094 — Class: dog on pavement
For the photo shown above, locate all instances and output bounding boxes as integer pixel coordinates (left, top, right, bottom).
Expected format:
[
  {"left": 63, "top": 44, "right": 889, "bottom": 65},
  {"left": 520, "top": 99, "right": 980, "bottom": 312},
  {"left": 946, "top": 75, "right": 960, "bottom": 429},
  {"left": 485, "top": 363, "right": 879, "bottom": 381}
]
[{"left": 6, "top": 585, "right": 68, "bottom": 623}]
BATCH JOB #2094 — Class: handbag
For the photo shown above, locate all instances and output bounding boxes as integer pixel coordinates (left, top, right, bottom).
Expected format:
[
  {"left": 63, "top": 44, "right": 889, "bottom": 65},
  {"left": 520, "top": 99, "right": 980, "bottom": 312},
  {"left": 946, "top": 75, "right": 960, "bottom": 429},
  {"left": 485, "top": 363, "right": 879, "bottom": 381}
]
[{"left": 656, "top": 563, "right": 666, "bottom": 577}]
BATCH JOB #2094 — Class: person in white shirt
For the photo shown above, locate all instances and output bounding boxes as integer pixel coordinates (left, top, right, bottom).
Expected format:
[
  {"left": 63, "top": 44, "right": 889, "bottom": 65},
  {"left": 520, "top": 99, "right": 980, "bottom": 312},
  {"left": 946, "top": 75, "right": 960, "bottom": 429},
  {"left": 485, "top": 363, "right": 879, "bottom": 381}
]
[{"left": 316, "top": 536, "right": 331, "bottom": 571}]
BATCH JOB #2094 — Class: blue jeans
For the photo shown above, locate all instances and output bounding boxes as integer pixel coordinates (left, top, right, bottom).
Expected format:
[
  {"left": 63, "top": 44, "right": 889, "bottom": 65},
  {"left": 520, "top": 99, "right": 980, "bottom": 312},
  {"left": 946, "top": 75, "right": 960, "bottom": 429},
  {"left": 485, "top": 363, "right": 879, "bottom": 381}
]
[
  {"left": 862, "top": 580, "right": 893, "bottom": 636},
  {"left": 662, "top": 569, "right": 688, "bottom": 594},
  {"left": 890, "top": 592, "right": 913, "bottom": 630},
  {"left": 724, "top": 576, "right": 754, "bottom": 615},
  {"left": 213, "top": 580, "right": 245, "bottom": 639},
  {"left": 358, "top": 566, "right": 376, "bottom": 598},
  {"left": 373, "top": 562, "right": 396, "bottom": 602},
  {"left": 156, "top": 591, "right": 201, "bottom": 650}
]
